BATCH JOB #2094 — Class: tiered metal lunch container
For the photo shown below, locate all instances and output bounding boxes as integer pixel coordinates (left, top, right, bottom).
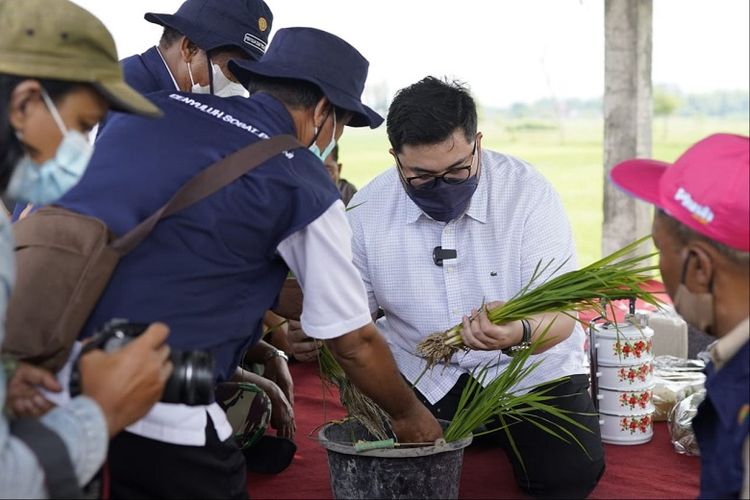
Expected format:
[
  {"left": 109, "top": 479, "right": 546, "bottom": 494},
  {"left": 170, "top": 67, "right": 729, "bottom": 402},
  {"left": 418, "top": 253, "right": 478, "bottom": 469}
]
[{"left": 590, "top": 316, "right": 655, "bottom": 445}]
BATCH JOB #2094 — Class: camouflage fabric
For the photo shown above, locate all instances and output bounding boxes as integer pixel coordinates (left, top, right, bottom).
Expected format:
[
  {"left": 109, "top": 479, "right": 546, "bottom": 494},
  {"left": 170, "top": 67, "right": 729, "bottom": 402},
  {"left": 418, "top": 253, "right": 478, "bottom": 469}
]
[{"left": 217, "top": 382, "right": 271, "bottom": 449}]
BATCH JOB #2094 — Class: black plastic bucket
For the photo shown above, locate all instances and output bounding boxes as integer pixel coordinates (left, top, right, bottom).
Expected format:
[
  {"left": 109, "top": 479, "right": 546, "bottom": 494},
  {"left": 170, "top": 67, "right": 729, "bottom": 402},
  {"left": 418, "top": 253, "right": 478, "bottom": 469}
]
[{"left": 319, "top": 420, "right": 472, "bottom": 499}]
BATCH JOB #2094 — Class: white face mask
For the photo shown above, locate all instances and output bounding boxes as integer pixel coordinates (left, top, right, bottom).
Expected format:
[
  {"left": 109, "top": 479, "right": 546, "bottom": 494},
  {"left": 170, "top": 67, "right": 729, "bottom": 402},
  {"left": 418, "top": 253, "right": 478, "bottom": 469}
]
[
  {"left": 187, "top": 60, "right": 207, "bottom": 94},
  {"left": 188, "top": 60, "right": 248, "bottom": 98},
  {"left": 211, "top": 64, "right": 249, "bottom": 98},
  {"left": 7, "top": 90, "right": 94, "bottom": 205},
  {"left": 308, "top": 112, "right": 337, "bottom": 163}
]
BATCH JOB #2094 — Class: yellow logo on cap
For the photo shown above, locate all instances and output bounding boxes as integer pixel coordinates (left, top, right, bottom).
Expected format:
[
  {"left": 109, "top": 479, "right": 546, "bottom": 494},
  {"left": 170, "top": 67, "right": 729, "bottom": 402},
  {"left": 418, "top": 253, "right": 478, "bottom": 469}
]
[{"left": 258, "top": 17, "right": 268, "bottom": 32}]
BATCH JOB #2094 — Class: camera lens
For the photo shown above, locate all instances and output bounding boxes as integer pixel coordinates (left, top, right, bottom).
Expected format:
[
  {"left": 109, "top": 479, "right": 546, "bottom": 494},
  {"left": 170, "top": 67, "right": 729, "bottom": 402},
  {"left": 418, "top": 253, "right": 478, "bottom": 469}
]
[
  {"left": 161, "top": 350, "right": 215, "bottom": 406},
  {"left": 70, "top": 320, "right": 216, "bottom": 406}
]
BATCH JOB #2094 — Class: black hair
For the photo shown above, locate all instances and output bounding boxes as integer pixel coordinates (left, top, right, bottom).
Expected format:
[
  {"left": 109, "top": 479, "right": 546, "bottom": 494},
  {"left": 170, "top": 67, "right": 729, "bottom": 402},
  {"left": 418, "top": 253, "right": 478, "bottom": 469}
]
[
  {"left": 0, "top": 74, "right": 81, "bottom": 191},
  {"left": 656, "top": 209, "right": 749, "bottom": 266},
  {"left": 159, "top": 26, "right": 184, "bottom": 49},
  {"left": 247, "top": 75, "right": 322, "bottom": 108},
  {"left": 160, "top": 26, "right": 230, "bottom": 57},
  {"left": 246, "top": 75, "right": 349, "bottom": 121},
  {"left": 386, "top": 76, "right": 477, "bottom": 153}
]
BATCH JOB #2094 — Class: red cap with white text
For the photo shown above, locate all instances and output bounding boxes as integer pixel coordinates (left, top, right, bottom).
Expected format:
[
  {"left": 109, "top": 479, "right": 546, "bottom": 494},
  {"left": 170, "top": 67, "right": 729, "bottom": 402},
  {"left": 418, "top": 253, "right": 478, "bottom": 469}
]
[{"left": 610, "top": 133, "right": 749, "bottom": 252}]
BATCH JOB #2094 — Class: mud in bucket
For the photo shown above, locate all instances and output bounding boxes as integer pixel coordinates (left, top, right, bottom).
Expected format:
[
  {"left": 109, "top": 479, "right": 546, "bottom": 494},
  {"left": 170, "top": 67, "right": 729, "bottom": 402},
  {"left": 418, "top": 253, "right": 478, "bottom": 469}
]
[{"left": 319, "top": 420, "right": 472, "bottom": 499}]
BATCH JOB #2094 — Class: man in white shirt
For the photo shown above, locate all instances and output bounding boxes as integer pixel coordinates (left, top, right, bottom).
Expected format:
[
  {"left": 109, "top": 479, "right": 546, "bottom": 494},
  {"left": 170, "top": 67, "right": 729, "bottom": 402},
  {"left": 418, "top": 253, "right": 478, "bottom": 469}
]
[{"left": 346, "top": 77, "right": 604, "bottom": 497}]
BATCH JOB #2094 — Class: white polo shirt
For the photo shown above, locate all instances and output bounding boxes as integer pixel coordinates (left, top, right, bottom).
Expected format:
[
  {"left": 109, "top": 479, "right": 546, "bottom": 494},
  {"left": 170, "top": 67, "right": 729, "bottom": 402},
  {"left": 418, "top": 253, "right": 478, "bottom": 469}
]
[{"left": 347, "top": 149, "right": 589, "bottom": 404}]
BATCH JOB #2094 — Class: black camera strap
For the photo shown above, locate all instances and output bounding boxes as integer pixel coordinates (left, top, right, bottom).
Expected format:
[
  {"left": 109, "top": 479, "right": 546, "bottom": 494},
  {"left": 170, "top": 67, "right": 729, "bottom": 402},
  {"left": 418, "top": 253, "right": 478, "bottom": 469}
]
[{"left": 10, "top": 418, "right": 84, "bottom": 499}]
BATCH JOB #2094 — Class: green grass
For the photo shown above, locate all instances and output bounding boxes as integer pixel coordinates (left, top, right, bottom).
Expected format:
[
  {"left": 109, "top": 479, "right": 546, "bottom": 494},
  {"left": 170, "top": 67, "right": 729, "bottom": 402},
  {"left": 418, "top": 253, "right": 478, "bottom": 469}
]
[{"left": 337, "top": 116, "right": 749, "bottom": 266}]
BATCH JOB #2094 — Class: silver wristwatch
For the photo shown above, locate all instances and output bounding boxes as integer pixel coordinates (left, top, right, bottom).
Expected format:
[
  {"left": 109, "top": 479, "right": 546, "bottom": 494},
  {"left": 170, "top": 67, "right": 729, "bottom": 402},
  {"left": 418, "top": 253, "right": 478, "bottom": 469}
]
[{"left": 263, "top": 347, "right": 289, "bottom": 362}]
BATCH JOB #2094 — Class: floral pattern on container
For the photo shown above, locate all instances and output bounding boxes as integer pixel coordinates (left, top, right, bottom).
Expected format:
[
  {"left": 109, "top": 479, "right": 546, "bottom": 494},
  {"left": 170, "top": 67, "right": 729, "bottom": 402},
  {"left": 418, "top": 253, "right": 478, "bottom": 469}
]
[
  {"left": 619, "top": 415, "right": 652, "bottom": 434},
  {"left": 618, "top": 390, "right": 652, "bottom": 410},
  {"left": 612, "top": 339, "right": 653, "bottom": 359},
  {"left": 617, "top": 363, "right": 653, "bottom": 384}
]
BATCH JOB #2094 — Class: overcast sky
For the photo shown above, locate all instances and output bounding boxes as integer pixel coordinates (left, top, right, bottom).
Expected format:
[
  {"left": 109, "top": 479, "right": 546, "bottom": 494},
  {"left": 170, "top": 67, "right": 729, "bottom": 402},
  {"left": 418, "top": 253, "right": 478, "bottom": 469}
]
[{"left": 72, "top": 0, "right": 749, "bottom": 108}]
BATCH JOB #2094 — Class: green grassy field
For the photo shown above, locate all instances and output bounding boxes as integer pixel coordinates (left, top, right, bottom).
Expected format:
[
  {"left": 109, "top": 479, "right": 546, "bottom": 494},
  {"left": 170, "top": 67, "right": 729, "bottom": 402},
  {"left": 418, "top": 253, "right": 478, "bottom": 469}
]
[{"left": 337, "top": 116, "right": 749, "bottom": 266}]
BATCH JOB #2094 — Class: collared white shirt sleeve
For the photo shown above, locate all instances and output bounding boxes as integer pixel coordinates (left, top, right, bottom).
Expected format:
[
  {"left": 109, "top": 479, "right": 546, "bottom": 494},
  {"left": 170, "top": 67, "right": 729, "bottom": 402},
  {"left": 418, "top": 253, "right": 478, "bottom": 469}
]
[
  {"left": 349, "top": 201, "right": 379, "bottom": 315},
  {"left": 519, "top": 179, "right": 579, "bottom": 287},
  {"left": 277, "top": 200, "right": 372, "bottom": 339}
]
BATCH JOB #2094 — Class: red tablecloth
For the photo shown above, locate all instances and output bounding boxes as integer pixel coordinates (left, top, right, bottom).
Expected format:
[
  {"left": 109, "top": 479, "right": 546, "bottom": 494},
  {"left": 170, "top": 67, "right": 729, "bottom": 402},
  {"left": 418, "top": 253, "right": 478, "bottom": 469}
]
[{"left": 248, "top": 360, "right": 700, "bottom": 499}]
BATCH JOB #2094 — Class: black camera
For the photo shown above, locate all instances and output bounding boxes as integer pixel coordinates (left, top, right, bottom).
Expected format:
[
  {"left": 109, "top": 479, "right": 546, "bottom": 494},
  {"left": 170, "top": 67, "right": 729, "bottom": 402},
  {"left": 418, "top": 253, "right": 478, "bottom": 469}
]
[{"left": 70, "top": 320, "right": 215, "bottom": 406}]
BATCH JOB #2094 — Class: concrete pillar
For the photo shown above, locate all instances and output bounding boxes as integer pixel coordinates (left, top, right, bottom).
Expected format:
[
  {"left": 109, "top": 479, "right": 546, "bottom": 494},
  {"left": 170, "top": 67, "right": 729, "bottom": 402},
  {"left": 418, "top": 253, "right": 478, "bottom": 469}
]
[{"left": 602, "top": 0, "right": 653, "bottom": 257}]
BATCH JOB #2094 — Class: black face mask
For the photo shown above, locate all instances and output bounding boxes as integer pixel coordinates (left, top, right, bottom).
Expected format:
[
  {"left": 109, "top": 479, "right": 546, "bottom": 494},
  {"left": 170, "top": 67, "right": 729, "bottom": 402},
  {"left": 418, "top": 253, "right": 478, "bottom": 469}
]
[{"left": 402, "top": 175, "right": 479, "bottom": 222}]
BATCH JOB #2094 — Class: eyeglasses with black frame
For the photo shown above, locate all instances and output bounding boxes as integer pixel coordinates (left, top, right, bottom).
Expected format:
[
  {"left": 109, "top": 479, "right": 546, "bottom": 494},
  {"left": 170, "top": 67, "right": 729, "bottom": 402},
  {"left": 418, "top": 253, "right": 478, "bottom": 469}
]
[{"left": 396, "top": 142, "right": 478, "bottom": 190}]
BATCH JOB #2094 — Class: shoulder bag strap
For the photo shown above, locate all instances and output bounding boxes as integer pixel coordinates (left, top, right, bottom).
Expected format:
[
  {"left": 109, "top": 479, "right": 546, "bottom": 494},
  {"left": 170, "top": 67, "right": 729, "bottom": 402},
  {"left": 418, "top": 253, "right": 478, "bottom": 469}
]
[
  {"left": 10, "top": 418, "right": 84, "bottom": 499},
  {"left": 111, "top": 134, "right": 302, "bottom": 255}
]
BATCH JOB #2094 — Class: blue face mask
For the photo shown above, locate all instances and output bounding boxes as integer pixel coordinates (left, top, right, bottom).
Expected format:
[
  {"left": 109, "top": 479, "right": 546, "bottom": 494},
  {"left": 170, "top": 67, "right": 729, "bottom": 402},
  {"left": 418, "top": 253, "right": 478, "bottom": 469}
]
[
  {"left": 402, "top": 175, "right": 479, "bottom": 222},
  {"left": 6, "top": 90, "right": 94, "bottom": 205},
  {"left": 308, "top": 112, "right": 337, "bottom": 163}
]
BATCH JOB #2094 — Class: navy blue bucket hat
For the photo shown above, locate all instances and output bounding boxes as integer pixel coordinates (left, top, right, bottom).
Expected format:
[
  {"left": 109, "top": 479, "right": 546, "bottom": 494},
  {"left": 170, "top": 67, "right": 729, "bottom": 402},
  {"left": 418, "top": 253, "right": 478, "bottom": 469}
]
[
  {"left": 229, "top": 27, "right": 384, "bottom": 129},
  {"left": 145, "top": 0, "right": 273, "bottom": 60}
]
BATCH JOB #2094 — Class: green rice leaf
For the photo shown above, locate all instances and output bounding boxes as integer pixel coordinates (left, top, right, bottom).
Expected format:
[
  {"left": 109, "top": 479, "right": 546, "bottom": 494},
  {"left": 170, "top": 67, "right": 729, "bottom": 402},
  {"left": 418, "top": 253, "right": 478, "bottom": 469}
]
[{"left": 417, "top": 236, "right": 662, "bottom": 367}]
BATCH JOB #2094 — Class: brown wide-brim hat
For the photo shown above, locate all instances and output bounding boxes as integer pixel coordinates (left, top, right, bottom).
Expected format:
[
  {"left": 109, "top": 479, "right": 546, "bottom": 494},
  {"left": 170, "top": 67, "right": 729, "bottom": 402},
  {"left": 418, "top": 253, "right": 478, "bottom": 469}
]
[{"left": 0, "top": 0, "right": 161, "bottom": 118}]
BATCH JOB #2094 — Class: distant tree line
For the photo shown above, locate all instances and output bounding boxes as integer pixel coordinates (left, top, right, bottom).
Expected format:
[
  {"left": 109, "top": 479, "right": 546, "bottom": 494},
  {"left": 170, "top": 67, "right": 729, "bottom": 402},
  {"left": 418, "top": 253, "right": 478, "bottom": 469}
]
[{"left": 494, "top": 87, "right": 749, "bottom": 120}]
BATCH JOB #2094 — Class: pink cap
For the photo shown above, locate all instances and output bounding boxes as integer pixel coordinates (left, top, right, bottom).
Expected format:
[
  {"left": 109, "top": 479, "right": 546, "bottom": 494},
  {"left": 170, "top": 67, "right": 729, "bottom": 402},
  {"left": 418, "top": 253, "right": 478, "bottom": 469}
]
[{"left": 610, "top": 133, "right": 749, "bottom": 252}]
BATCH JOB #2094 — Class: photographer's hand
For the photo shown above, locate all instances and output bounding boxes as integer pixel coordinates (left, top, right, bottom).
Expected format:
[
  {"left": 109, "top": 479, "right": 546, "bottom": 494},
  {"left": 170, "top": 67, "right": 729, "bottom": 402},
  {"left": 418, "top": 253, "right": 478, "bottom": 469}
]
[
  {"left": 6, "top": 362, "right": 61, "bottom": 417},
  {"left": 80, "top": 323, "right": 173, "bottom": 437}
]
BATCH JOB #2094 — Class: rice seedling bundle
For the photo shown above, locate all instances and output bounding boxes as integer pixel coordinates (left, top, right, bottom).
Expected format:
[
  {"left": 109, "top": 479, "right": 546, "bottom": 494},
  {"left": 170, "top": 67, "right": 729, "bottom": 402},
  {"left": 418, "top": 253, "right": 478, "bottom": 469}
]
[
  {"left": 318, "top": 344, "right": 392, "bottom": 440},
  {"left": 443, "top": 326, "right": 594, "bottom": 473},
  {"left": 417, "top": 236, "right": 661, "bottom": 369}
]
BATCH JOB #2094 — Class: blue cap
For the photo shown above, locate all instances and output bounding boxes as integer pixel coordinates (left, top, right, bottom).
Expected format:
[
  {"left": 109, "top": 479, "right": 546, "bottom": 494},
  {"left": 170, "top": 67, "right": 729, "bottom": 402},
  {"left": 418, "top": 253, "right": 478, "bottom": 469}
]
[
  {"left": 229, "top": 27, "right": 384, "bottom": 129},
  {"left": 145, "top": 0, "right": 273, "bottom": 60}
]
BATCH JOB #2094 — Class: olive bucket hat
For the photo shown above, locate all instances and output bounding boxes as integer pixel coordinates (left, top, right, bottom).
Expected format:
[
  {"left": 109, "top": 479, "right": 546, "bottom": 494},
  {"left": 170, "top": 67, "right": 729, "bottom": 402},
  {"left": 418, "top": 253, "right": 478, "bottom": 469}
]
[{"left": 0, "top": 0, "right": 162, "bottom": 117}]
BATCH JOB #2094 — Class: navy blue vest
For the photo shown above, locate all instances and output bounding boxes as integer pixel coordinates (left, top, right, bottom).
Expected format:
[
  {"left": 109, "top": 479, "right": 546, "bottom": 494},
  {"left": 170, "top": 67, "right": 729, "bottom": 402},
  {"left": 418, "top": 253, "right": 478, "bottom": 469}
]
[
  {"left": 692, "top": 338, "right": 750, "bottom": 499},
  {"left": 94, "top": 47, "right": 176, "bottom": 136},
  {"left": 120, "top": 46, "right": 177, "bottom": 95},
  {"left": 58, "top": 92, "right": 340, "bottom": 382}
]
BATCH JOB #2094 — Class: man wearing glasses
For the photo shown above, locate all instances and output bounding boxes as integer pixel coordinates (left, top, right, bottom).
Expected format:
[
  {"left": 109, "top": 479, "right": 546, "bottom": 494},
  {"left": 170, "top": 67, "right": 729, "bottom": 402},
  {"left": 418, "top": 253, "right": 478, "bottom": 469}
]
[{"left": 346, "top": 77, "right": 604, "bottom": 497}]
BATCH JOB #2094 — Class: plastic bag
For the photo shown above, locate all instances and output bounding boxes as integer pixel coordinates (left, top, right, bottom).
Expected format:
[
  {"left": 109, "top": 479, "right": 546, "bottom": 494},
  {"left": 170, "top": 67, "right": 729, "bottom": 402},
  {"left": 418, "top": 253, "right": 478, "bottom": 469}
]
[
  {"left": 652, "top": 355, "right": 706, "bottom": 421},
  {"left": 653, "top": 355, "right": 705, "bottom": 372},
  {"left": 668, "top": 390, "right": 705, "bottom": 456}
]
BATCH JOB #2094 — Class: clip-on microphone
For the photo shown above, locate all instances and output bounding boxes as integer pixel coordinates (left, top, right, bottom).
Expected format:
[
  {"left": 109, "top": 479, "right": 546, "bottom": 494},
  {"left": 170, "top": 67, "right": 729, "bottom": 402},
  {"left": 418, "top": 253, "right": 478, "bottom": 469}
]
[{"left": 433, "top": 246, "right": 457, "bottom": 267}]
